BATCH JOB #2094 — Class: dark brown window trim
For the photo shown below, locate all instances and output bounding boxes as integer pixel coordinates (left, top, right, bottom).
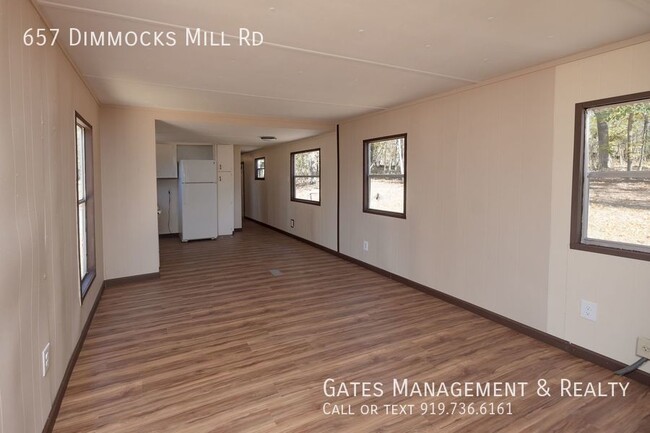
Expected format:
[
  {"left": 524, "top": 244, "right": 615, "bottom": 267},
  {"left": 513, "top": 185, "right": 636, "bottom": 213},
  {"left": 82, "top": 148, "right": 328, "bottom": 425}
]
[
  {"left": 254, "top": 157, "right": 265, "bottom": 180},
  {"left": 75, "top": 112, "right": 97, "bottom": 301},
  {"left": 363, "top": 133, "right": 407, "bottom": 219},
  {"left": 290, "top": 148, "right": 321, "bottom": 206},
  {"left": 570, "top": 90, "right": 650, "bottom": 262},
  {"left": 81, "top": 270, "right": 96, "bottom": 298}
]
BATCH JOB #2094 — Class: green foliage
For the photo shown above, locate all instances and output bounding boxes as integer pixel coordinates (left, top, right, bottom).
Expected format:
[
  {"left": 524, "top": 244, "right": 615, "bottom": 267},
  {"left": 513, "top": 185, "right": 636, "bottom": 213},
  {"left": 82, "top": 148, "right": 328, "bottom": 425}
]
[
  {"left": 586, "top": 100, "right": 650, "bottom": 171},
  {"left": 293, "top": 150, "right": 319, "bottom": 176},
  {"left": 368, "top": 138, "right": 405, "bottom": 176}
]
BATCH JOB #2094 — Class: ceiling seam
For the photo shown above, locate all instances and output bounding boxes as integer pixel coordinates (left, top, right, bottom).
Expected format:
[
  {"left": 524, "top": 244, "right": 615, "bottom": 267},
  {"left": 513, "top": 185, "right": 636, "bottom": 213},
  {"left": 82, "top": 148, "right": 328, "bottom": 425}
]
[
  {"left": 84, "top": 74, "right": 390, "bottom": 110},
  {"left": 37, "top": 0, "right": 478, "bottom": 83}
]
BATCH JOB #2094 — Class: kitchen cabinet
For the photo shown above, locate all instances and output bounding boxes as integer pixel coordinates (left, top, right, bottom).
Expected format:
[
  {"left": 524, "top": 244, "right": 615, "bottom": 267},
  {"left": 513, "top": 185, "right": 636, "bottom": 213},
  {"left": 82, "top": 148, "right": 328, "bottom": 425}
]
[
  {"left": 156, "top": 144, "right": 177, "bottom": 178},
  {"left": 217, "top": 144, "right": 234, "bottom": 172},
  {"left": 217, "top": 171, "right": 234, "bottom": 235},
  {"left": 216, "top": 144, "right": 234, "bottom": 235}
]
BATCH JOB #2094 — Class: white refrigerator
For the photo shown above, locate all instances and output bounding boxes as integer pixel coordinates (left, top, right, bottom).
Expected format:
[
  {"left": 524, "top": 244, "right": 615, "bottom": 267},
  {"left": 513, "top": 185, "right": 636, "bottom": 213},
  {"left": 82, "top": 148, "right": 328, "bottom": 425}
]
[{"left": 178, "top": 160, "right": 218, "bottom": 242}]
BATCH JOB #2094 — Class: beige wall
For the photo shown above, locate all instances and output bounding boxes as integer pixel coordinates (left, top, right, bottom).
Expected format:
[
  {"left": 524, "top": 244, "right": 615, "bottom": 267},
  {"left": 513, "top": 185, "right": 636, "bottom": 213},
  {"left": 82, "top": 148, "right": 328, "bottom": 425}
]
[
  {"left": 243, "top": 132, "right": 337, "bottom": 250},
  {"left": 0, "top": 0, "right": 104, "bottom": 431},
  {"left": 547, "top": 41, "right": 650, "bottom": 373},
  {"left": 339, "top": 69, "right": 556, "bottom": 330},
  {"left": 101, "top": 107, "right": 160, "bottom": 279},
  {"left": 244, "top": 40, "right": 650, "bottom": 372}
]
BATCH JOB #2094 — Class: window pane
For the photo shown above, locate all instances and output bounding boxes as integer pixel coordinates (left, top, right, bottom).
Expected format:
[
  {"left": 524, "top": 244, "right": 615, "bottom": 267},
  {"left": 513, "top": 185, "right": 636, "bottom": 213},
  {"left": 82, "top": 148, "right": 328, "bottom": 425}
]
[
  {"left": 76, "top": 124, "right": 86, "bottom": 200},
  {"left": 294, "top": 176, "right": 320, "bottom": 202},
  {"left": 368, "top": 138, "right": 405, "bottom": 176},
  {"left": 255, "top": 158, "right": 265, "bottom": 179},
  {"left": 583, "top": 100, "right": 650, "bottom": 249},
  {"left": 365, "top": 136, "right": 406, "bottom": 215},
  {"left": 75, "top": 114, "right": 95, "bottom": 297},
  {"left": 586, "top": 176, "right": 650, "bottom": 247},
  {"left": 78, "top": 202, "right": 87, "bottom": 278},
  {"left": 293, "top": 151, "right": 319, "bottom": 176},
  {"left": 368, "top": 176, "right": 404, "bottom": 213}
]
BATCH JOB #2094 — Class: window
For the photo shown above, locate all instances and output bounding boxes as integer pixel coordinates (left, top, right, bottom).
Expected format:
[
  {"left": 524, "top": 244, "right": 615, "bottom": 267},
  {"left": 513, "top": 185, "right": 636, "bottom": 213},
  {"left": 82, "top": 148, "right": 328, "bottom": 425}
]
[
  {"left": 363, "top": 134, "right": 407, "bottom": 218},
  {"left": 75, "top": 113, "right": 96, "bottom": 299},
  {"left": 571, "top": 91, "right": 650, "bottom": 261},
  {"left": 255, "top": 157, "right": 265, "bottom": 180},
  {"left": 291, "top": 149, "right": 320, "bottom": 205}
]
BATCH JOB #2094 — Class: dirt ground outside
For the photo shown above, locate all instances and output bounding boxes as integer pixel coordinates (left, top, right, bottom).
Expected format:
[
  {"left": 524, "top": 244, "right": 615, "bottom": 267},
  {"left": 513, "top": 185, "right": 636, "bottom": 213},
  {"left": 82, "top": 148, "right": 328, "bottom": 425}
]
[
  {"left": 587, "top": 178, "right": 650, "bottom": 247},
  {"left": 368, "top": 178, "right": 404, "bottom": 213},
  {"left": 295, "top": 178, "right": 320, "bottom": 202}
]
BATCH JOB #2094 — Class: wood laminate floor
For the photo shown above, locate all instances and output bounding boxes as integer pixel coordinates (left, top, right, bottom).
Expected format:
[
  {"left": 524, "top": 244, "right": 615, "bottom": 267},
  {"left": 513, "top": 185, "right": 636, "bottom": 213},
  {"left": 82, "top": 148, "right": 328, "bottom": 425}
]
[{"left": 53, "top": 221, "right": 650, "bottom": 433}]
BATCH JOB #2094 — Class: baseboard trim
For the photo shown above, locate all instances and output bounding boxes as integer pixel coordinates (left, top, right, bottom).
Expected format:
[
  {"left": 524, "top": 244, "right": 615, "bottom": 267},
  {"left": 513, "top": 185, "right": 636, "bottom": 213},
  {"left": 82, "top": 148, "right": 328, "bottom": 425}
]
[
  {"left": 42, "top": 281, "right": 106, "bottom": 433},
  {"left": 105, "top": 272, "right": 160, "bottom": 288},
  {"left": 245, "top": 217, "right": 337, "bottom": 255},
  {"left": 158, "top": 233, "right": 178, "bottom": 238},
  {"left": 245, "top": 217, "right": 650, "bottom": 387},
  {"left": 234, "top": 228, "right": 243, "bottom": 232}
]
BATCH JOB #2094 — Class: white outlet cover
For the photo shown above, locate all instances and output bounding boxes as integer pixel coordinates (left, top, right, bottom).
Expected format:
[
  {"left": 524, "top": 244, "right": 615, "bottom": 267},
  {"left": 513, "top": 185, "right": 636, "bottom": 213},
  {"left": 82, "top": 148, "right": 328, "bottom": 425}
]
[
  {"left": 580, "top": 300, "right": 597, "bottom": 321},
  {"left": 363, "top": 241, "right": 369, "bottom": 251},
  {"left": 637, "top": 337, "right": 650, "bottom": 358}
]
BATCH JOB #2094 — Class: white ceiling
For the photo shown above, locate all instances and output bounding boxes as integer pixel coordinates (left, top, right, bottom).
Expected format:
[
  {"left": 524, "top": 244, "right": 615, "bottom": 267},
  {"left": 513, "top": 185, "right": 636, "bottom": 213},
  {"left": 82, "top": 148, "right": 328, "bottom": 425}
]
[{"left": 36, "top": 0, "right": 650, "bottom": 141}]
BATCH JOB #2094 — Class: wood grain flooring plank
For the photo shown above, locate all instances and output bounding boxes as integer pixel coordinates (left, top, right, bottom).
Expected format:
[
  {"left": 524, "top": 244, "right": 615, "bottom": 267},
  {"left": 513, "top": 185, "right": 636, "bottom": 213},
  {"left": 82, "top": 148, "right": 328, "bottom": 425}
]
[{"left": 53, "top": 221, "right": 650, "bottom": 433}]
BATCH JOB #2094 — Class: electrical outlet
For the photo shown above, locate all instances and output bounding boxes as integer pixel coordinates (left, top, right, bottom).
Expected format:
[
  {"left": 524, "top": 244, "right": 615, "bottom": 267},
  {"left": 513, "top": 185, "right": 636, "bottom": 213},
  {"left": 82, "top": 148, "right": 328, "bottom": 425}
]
[
  {"left": 363, "top": 240, "right": 369, "bottom": 252},
  {"left": 290, "top": 219, "right": 295, "bottom": 228},
  {"left": 42, "top": 343, "right": 50, "bottom": 377},
  {"left": 580, "top": 300, "right": 597, "bottom": 321},
  {"left": 637, "top": 337, "right": 650, "bottom": 358}
]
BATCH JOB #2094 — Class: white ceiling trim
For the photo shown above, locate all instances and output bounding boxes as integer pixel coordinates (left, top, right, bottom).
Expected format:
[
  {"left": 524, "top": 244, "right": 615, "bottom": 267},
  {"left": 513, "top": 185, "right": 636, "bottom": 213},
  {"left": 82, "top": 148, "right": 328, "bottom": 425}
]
[
  {"left": 37, "top": 0, "right": 479, "bottom": 84},
  {"left": 85, "top": 75, "right": 390, "bottom": 110}
]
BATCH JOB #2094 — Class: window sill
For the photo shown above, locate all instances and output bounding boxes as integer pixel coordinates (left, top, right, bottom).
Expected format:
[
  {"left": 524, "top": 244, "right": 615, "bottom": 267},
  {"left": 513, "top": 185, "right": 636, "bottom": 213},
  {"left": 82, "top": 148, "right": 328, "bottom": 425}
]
[
  {"left": 291, "top": 198, "right": 321, "bottom": 206},
  {"left": 363, "top": 208, "right": 406, "bottom": 219},
  {"left": 570, "top": 242, "right": 650, "bottom": 262},
  {"left": 80, "top": 270, "right": 97, "bottom": 302}
]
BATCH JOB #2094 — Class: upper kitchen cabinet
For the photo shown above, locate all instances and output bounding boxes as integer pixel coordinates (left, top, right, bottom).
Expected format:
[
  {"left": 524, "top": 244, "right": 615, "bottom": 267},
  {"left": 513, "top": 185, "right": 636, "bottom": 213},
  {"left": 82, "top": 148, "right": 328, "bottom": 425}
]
[
  {"left": 217, "top": 144, "right": 234, "bottom": 172},
  {"left": 156, "top": 143, "right": 178, "bottom": 178}
]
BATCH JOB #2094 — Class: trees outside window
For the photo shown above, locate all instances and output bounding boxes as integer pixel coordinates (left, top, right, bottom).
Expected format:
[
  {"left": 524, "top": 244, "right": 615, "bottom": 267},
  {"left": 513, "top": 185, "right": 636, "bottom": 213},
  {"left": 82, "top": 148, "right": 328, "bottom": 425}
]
[
  {"left": 363, "top": 134, "right": 406, "bottom": 218},
  {"left": 75, "top": 113, "right": 96, "bottom": 299},
  {"left": 291, "top": 149, "right": 320, "bottom": 205},
  {"left": 255, "top": 157, "right": 265, "bottom": 180},
  {"left": 571, "top": 91, "right": 650, "bottom": 261}
]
